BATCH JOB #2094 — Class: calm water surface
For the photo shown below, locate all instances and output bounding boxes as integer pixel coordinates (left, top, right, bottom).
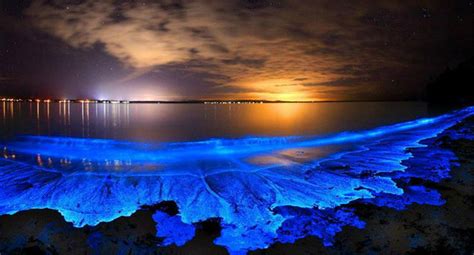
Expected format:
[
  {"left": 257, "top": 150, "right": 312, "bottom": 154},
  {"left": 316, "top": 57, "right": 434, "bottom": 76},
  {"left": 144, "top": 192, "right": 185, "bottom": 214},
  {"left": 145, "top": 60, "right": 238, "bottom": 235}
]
[{"left": 0, "top": 102, "right": 440, "bottom": 142}]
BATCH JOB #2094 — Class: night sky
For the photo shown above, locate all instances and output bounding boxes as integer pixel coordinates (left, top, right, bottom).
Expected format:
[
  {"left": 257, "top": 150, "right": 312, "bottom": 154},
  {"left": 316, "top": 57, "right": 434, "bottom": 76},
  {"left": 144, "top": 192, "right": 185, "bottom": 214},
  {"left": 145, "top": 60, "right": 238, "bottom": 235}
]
[{"left": 0, "top": 0, "right": 473, "bottom": 101}]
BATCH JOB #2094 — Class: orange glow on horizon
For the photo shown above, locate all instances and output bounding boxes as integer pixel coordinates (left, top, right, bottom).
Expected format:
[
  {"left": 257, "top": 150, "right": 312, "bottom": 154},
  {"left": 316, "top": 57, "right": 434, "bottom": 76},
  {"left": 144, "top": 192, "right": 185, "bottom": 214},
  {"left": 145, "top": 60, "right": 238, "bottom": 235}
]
[{"left": 225, "top": 78, "right": 325, "bottom": 102}]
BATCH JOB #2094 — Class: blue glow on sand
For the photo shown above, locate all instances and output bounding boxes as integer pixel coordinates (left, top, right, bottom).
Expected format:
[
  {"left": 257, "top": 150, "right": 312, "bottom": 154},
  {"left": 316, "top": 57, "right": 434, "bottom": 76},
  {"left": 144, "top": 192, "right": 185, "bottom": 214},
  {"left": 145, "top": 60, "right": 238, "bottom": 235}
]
[
  {"left": 152, "top": 211, "right": 196, "bottom": 246},
  {"left": 0, "top": 106, "right": 473, "bottom": 254}
]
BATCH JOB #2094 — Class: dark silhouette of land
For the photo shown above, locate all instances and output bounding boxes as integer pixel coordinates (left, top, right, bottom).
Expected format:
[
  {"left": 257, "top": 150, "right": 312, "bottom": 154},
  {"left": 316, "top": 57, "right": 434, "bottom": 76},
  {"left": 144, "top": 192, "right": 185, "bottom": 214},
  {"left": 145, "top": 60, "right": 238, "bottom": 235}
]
[{"left": 425, "top": 57, "right": 474, "bottom": 105}]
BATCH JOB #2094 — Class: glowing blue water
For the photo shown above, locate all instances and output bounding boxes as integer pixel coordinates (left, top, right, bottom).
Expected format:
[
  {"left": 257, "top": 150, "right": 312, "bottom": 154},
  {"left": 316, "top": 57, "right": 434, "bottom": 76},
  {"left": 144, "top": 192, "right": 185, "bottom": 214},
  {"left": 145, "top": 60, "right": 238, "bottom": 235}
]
[{"left": 0, "top": 106, "right": 473, "bottom": 254}]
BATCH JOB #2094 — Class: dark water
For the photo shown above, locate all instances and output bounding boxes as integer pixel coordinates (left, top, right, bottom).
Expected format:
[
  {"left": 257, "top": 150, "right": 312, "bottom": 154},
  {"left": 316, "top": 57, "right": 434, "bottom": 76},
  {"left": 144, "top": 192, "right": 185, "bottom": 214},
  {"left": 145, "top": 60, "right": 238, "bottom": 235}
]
[{"left": 0, "top": 101, "right": 436, "bottom": 142}]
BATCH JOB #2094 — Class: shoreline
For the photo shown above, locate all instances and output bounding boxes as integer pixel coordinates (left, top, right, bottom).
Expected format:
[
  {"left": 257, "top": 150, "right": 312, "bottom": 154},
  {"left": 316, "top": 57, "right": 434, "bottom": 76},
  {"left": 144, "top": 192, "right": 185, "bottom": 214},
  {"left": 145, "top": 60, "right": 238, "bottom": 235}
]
[
  {"left": 1, "top": 98, "right": 463, "bottom": 104},
  {"left": 1, "top": 117, "right": 473, "bottom": 254}
]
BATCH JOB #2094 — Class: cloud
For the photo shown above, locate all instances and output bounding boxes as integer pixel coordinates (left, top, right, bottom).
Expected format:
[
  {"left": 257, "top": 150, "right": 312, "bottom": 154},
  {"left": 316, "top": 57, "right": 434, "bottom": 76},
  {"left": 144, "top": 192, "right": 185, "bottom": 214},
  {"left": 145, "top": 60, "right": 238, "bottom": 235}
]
[
  {"left": 222, "top": 57, "right": 267, "bottom": 68},
  {"left": 301, "top": 78, "right": 369, "bottom": 87},
  {"left": 293, "top": 78, "right": 308, "bottom": 81},
  {"left": 0, "top": 77, "right": 15, "bottom": 83},
  {"left": 4, "top": 0, "right": 471, "bottom": 100}
]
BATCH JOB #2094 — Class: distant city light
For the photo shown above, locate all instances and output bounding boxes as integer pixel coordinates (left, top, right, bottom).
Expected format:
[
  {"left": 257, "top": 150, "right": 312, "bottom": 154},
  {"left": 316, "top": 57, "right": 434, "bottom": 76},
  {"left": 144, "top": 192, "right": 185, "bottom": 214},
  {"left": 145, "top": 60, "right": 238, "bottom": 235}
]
[{"left": 1, "top": 96, "right": 285, "bottom": 104}]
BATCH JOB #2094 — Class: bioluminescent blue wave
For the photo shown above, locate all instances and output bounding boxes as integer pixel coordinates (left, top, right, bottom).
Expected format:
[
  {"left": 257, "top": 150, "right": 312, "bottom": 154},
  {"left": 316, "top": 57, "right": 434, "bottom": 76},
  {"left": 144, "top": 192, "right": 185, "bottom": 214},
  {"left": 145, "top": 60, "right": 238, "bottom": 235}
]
[{"left": 0, "top": 106, "right": 473, "bottom": 254}]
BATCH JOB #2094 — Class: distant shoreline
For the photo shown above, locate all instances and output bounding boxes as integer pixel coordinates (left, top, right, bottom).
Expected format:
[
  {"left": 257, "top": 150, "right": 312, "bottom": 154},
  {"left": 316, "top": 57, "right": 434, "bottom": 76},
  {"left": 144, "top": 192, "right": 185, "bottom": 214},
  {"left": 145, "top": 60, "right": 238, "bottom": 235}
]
[{"left": 1, "top": 98, "right": 424, "bottom": 104}]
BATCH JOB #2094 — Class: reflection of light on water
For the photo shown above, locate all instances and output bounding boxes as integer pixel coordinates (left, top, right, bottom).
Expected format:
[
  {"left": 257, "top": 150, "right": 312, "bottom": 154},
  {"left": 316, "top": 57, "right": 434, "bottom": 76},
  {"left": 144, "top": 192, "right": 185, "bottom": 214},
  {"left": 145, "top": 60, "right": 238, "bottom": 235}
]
[
  {"left": 46, "top": 101, "right": 50, "bottom": 119},
  {"left": 86, "top": 103, "right": 90, "bottom": 136},
  {"left": 0, "top": 101, "right": 436, "bottom": 143},
  {"left": 46, "top": 101, "right": 50, "bottom": 134},
  {"left": 112, "top": 103, "right": 118, "bottom": 127},
  {"left": 81, "top": 102, "right": 84, "bottom": 135},
  {"left": 271, "top": 103, "right": 303, "bottom": 120},
  {"left": 36, "top": 154, "right": 43, "bottom": 166},
  {"left": 58, "top": 102, "right": 62, "bottom": 119},
  {"left": 0, "top": 101, "right": 78, "bottom": 138},
  {"left": 67, "top": 102, "right": 71, "bottom": 131},
  {"left": 249, "top": 145, "right": 346, "bottom": 166},
  {"left": 81, "top": 101, "right": 91, "bottom": 137},
  {"left": 36, "top": 101, "right": 40, "bottom": 120},
  {"left": 9, "top": 102, "right": 14, "bottom": 119},
  {"left": 2, "top": 102, "right": 5, "bottom": 126},
  {"left": 103, "top": 103, "right": 107, "bottom": 129},
  {"left": 29, "top": 101, "right": 32, "bottom": 118},
  {"left": 3, "top": 107, "right": 472, "bottom": 174}
]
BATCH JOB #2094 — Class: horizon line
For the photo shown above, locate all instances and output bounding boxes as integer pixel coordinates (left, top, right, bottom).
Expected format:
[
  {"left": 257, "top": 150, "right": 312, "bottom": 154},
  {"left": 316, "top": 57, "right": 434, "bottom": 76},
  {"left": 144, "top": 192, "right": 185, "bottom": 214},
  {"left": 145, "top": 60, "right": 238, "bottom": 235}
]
[{"left": 0, "top": 97, "right": 423, "bottom": 104}]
